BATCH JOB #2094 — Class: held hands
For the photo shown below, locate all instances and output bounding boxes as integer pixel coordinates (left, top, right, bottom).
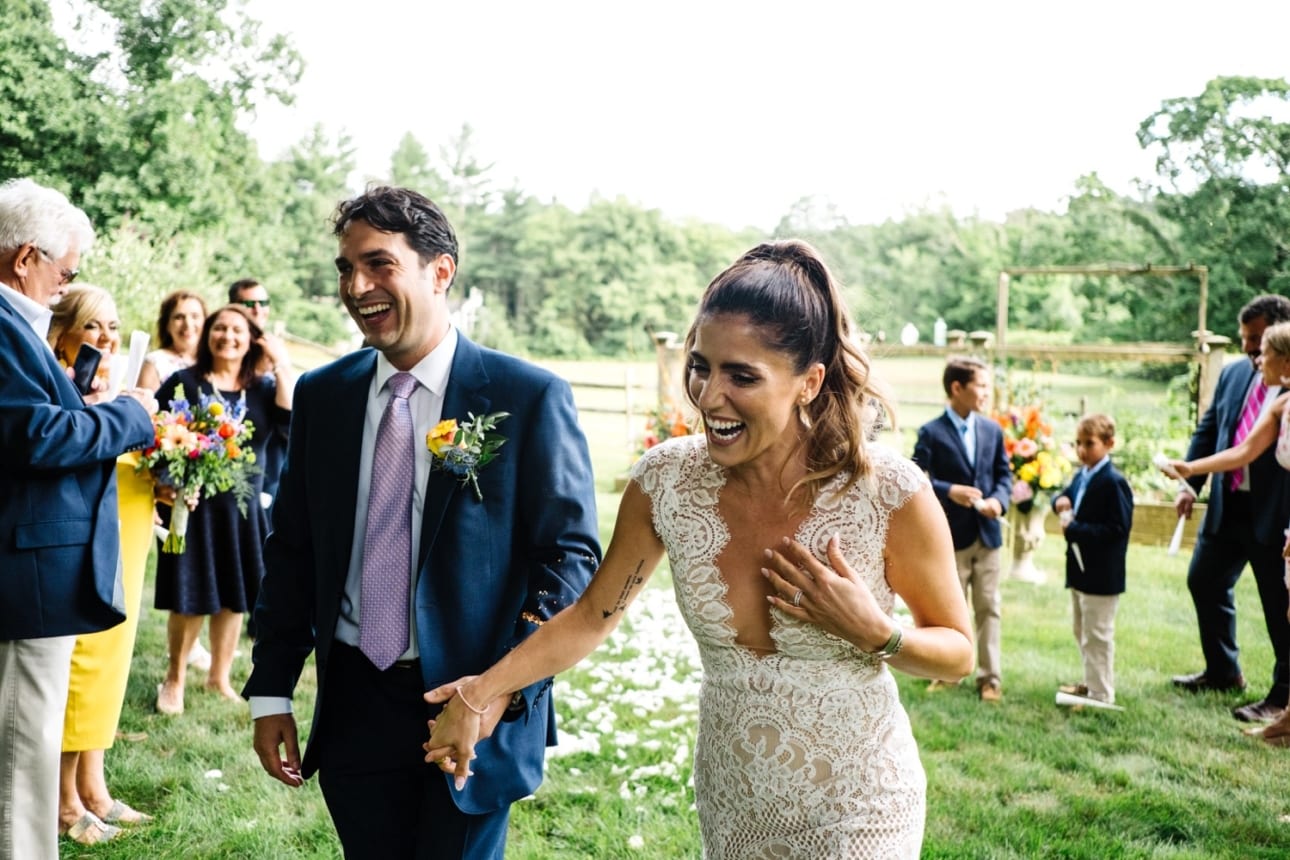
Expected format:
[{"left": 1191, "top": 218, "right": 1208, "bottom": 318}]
[
  {"left": 760, "top": 534, "right": 892, "bottom": 652},
  {"left": 423, "top": 677, "right": 507, "bottom": 791}
]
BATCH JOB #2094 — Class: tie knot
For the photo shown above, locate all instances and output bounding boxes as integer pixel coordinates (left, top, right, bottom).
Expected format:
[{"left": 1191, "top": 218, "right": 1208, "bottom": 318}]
[{"left": 387, "top": 372, "right": 417, "bottom": 400}]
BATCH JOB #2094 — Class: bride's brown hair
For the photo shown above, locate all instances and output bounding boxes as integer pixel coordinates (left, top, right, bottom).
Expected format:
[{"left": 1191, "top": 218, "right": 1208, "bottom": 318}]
[{"left": 682, "top": 240, "right": 891, "bottom": 501}]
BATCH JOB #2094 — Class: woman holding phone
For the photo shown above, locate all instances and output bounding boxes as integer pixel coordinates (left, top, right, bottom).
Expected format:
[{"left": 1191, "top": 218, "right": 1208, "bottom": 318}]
[{"left": 47, "top": 285, "right": 154, "bottom": 844}]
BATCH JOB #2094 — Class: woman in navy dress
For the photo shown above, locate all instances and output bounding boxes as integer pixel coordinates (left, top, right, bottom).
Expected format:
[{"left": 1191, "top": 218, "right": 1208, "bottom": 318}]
[{"left": 154, "top": 305, "right": 294, "bottom": 715}]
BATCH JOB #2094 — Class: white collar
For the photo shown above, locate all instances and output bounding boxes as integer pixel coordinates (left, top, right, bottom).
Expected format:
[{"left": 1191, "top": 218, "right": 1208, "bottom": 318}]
[
  {"left": 372, "top": 326, "right": 458, "bottom": 397},
  {"left": 0, "top": 280, "right": 54, "bottom": 342}
]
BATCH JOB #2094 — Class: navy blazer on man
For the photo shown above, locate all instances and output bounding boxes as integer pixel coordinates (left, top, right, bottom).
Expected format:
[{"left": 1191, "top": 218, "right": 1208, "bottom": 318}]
[
  {"left": 1185, "top": 360, "right": 1290, "bottom": 543},
  {"left": 244, "top": 333, "right": 601, "bottom": 816},
  {"left": 1052, "top": 462, "right": 1134, "bottom": 595},
  {"left": 0, "top": 292, "right": 154, "bottom": 639},
  {"left": 912, "top": 411, "right": 1012, "bottom": 550}
]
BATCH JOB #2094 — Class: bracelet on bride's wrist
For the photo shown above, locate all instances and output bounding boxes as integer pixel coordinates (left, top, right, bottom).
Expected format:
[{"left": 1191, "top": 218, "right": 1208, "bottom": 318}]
[
  {"left": 456, "top": 686, "right": 488, "bottom": 716},
  {"left": 868, "top": 625, "right": 904, "bottom": 662}
]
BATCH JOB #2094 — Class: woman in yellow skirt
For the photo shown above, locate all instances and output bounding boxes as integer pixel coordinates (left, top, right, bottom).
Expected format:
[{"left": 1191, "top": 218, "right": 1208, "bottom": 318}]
[{"left": 48, "top": 286, "right": 155, "bottom": 845}]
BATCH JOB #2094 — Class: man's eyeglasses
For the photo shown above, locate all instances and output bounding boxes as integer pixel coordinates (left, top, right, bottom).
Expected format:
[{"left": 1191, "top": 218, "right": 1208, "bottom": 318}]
[
  {"left": 36, "top": 248, "right": 78, "bottom": 285},
  {"left": 240, "top": 299, "right": 271, "bottom": 309}
]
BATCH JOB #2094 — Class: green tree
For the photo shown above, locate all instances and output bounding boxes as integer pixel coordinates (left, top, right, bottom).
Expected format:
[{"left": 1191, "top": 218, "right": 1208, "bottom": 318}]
[{"left": 1138, "top": 76, "right": 1290, "bottom": 336}]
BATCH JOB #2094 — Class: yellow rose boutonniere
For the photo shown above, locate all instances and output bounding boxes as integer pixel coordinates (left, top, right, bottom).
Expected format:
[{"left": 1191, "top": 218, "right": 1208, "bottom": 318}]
[{"left": 426, "top": 411, "right": 509, "bottom": 501}]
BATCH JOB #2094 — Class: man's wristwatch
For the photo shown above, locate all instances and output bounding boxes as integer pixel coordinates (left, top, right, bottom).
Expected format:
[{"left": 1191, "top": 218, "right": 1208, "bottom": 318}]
[{"left": 868, "top": 625, "right": 904, "bottom": 661}]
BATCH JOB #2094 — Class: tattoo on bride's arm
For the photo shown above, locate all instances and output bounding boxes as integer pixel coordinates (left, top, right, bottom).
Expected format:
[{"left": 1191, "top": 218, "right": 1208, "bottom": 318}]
[{"left": 601, "top": 560, "right": 645, "bottom": 619}]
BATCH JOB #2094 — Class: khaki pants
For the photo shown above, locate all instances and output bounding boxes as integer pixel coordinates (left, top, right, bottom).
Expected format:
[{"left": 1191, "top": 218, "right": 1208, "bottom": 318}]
[
  {"left": 0, "top": 635, "right": 76, "bottom": 860},
  {"left": 954, "top": 539, "right": 1002, "bottom": 687},
  {"left": 1071, "top": 590, "right": 1120, "bottom": 703}
]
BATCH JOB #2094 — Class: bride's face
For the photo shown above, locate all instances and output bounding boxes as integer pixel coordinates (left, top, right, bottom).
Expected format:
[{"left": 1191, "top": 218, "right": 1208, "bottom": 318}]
[{"left": 686, "top": 314, "right": 823, "bottom": 471}]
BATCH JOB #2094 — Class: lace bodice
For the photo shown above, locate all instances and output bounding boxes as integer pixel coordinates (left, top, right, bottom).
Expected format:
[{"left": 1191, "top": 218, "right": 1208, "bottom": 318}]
[{"left": 631, "top": 436, "right": 928, "bottom": 859}]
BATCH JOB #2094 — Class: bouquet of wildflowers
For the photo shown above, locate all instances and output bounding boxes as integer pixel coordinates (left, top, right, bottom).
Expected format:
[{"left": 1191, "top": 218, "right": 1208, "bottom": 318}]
[
  {"left": 427, "top": 411, "right": 509, "bottom": 502},
  {"left": 137, "top": 384, "right": 258, "bottom": 553},
  {"left": 991, "top": 404, "right": 1073, "bottom": 513},
  {"left": 638, "top": 403, "right": 692, "bottom": 455}
]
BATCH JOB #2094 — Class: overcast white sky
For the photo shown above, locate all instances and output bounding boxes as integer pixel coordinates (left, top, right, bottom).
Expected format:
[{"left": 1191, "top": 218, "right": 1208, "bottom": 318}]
[{"left": 238, "top": 1, "right": 1289, "bottom": 230}]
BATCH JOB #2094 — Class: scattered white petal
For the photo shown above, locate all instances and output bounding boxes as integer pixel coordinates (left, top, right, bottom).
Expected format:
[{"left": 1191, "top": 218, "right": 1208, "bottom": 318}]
[{"left": 204, "top": 769, "right": 223, "bottom": 779}]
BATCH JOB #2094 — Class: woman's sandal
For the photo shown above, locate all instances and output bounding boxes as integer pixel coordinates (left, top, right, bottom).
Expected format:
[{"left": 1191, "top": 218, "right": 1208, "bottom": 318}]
[
  {"left": 60, "top": 812, "right": 121, "bottom": 845},
  {"left": 101, "top": 799, "right": 153, "bottom": 826}
]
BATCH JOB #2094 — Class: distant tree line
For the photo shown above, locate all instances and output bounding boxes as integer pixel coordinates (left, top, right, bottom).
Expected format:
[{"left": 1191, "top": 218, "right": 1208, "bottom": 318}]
[{"left": 5, "top": 2, "right": 1288, "bottom": 358}]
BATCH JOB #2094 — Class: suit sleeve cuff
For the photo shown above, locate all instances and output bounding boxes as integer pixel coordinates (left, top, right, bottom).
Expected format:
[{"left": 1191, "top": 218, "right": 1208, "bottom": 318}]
[{"left": 248, "top": 696, "right": 294, "bottom": 719}]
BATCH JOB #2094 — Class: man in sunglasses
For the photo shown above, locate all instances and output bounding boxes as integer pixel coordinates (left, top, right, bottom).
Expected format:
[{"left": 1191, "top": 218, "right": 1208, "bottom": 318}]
[{"left": 227, "top": 278, "right": 293, "bottom": 506}]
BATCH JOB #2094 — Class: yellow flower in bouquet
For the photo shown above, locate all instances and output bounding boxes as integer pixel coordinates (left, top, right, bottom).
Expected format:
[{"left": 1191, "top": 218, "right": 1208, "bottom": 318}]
[{"left": 992, "top": 404, "right": 1073, "bottom": 511}]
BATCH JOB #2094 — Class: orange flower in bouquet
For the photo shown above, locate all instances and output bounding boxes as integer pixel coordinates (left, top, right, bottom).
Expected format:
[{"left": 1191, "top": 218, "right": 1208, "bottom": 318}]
[{"left": 992, "top": 404, "right": 1073, "bottom": 512}]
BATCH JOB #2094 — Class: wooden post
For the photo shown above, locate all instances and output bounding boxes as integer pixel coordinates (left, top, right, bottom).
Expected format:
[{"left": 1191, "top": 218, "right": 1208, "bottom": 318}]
[
  {"left": 1196, "top": 334, "right": 1231, "bottom": 420},
  {"left": 623, "top": 365, "right": 636, "bottom": 453},
  {"left": 996, "top": 272, "right": 1010, "bottom": 367},
  {"left": 652, "top": 331, "right": 685, "bottom": 409}
]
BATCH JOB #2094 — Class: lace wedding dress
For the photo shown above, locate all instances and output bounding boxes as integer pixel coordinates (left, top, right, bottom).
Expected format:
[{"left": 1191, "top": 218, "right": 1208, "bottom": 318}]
[{"left": 631, "top": 436, "right": 927, "bottom": 859}]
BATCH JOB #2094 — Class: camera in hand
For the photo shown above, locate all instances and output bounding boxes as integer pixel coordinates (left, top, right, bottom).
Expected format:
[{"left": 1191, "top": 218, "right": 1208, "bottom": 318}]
[{"left": 71, "top": 343, "right": 102, "bottom": 395}]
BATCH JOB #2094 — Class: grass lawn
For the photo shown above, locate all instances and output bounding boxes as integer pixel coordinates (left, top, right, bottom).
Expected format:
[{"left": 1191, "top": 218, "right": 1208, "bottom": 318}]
[{"left": 65, "top": 358, "right": 1290, "bottom": 859}]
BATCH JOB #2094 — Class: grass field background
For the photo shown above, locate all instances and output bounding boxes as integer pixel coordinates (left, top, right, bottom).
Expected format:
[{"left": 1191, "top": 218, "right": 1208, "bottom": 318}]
[{"left": 64, "top": 356, "right": 1290, "bottom": 859}]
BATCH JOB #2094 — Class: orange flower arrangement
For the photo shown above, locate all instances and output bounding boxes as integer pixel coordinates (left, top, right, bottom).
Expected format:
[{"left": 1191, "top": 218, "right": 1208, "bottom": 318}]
[{"left": 992, "top": 404, "right": 1073, "bottom": 512}]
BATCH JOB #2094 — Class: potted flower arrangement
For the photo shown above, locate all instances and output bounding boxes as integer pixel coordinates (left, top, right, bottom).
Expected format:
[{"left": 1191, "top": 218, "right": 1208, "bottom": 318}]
[
  {"left": 992, "top": 404, "right": 1074, "bottom": 513},
  {"left": 639, "top": 403, "right": 693, "bottom": 454}
]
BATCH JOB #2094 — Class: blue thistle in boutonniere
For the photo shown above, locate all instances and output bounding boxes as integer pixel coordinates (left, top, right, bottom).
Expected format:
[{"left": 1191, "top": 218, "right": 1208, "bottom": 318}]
[{"left": 426, "top": 411, "right": 510, "bottom": 501}]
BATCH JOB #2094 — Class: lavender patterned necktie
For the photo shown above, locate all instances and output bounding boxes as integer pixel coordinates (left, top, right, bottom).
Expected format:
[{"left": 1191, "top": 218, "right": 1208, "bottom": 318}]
[{"left": 359, "top": 371, "right": 418, "bottom": 670}]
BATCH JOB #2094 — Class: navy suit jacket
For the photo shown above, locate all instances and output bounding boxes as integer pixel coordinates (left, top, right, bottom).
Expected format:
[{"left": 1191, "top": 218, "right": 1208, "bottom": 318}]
[
  {"left": 0, "top": 292, "right": 154, "bottom": 639},
  {"left": 1052, "top": 462, "right": 1134, "bottom": 595},
  {"left": 244, "top": 334, "right": 601, "bottom": 815},
  {"left": 912, "top": 411, "right": 1012, "bottom": 550},
  {"left": 1185, "top": 360, "right": 1290, "bottom": 545}
]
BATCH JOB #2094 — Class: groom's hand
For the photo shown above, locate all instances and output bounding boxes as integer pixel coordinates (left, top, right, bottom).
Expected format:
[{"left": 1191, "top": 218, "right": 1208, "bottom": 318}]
[{"left": 253, "top": 714, "right": 304, "bottom": 787}]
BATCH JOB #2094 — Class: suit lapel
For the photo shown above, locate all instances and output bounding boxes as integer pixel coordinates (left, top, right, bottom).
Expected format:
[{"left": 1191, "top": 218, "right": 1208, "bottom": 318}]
[
  {"left": 937, "top": 413, "right": 972, "bottom": 471},
  {"left": 417, "top": 335, "right": 493, "bottom": 571},
  {"left": 331, "top": 352, "right": 378, "bottom": 579}
]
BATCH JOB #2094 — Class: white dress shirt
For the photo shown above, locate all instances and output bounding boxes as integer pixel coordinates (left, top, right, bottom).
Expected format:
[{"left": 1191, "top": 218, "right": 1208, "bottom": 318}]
[
  {"left": 0, "top": 280, "right": 53, "bottom": 342},
  {"left": 249, "top": 328, "right": 458, "bottom": 719}
]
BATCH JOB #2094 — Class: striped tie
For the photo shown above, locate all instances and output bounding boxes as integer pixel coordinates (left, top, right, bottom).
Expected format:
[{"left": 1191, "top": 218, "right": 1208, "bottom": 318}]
[{"left": 1230, "top": 381, "right": 1268, "bottom": 491}]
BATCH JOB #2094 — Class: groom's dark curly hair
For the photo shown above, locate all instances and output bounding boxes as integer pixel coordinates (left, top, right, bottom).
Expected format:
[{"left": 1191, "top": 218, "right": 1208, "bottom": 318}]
[{"left": 332, "top": 185, "right": 459, "bottom": 287}]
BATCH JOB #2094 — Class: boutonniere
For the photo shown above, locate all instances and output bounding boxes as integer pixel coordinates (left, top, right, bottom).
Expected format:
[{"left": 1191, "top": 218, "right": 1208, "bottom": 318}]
[{"left": 426, "top": 411, "right": 510, "bottom": 501}]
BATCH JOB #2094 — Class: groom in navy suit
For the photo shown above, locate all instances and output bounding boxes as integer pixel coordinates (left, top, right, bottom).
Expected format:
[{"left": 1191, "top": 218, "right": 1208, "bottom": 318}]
[
  {"left": 1172, "top": 294, "right": 1290, "bottom": 724},
  {"left": 913, "top": 356, "right": 1012, "bottom": 701},
  {"left": 245, "top": 187, "right": 601, "bottom": 858}
]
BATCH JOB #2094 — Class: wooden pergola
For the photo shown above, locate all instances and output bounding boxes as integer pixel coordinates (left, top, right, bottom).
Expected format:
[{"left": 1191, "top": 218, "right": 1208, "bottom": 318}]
[{"left": 994, "top": 263, "right": 1226, "bottom": 415}]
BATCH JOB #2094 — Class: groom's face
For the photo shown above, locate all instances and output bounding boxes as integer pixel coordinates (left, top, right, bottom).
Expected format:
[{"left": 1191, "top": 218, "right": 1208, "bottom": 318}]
[{"left": 336, "top": 220, "right": 455, "bottom": 370}]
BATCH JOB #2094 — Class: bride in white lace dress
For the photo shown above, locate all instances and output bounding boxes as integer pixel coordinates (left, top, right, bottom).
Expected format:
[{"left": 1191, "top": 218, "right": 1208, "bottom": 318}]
[{"left": 426, "top": 241, "right": 974, "bottom": 858}]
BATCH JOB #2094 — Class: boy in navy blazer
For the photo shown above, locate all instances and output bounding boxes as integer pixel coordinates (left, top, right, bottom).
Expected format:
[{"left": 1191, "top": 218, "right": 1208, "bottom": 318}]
[
  {"left": 913, "top": 356, "right": 1012, "bottom": 701},
  {"left": 1053, "top": 413, "right": 1134, "bottom": 705}
]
